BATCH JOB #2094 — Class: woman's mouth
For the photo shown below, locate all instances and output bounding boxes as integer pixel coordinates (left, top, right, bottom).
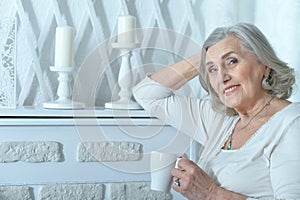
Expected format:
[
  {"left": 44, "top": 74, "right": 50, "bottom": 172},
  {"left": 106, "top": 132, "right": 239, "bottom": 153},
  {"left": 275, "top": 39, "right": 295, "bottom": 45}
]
[{"left": 224, "top": 85, "right": 240, "bottom": 96}]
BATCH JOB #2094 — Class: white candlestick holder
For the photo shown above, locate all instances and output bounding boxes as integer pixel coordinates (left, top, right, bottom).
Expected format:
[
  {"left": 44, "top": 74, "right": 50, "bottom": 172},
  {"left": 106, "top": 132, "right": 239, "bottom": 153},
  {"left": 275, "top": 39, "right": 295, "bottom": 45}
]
[
  {"left": 105, "top": 42, "right": 142, "bottom": 110},
  {"left": 43, "top": 66, "right": 85, "bottom": 109}
]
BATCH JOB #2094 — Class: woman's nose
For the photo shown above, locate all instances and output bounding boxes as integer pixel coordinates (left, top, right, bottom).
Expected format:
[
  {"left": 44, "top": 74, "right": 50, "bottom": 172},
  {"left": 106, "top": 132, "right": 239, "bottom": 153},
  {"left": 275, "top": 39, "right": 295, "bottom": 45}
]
[{"left": 218, "top": 66, "right": 231, "bottom": 84}]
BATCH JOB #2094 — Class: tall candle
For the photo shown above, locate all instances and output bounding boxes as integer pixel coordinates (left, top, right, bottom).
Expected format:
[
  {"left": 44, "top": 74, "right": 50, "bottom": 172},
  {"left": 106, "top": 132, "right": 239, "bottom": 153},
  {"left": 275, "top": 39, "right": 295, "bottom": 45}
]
[
  {"left": 117, "top": 15, "right": 136, "bottom": 43},
  {"left": 54, "top": 26, "right": 74, "bottom": 67}
]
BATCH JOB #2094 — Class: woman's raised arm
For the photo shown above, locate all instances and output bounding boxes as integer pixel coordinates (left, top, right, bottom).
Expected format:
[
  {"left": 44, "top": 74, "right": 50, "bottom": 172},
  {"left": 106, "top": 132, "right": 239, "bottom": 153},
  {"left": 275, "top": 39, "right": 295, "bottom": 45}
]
[{"left": 150, "top": 54, "right": 200, "bottom": 90}]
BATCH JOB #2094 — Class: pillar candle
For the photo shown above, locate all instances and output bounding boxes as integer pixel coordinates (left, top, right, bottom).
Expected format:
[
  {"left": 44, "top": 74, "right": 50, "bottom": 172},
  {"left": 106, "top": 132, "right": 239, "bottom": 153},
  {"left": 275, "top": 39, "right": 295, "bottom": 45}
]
[
  {"left": 54, "top": 26, "right": 74, "bottom": 67},
  {"left": 117, "top": 15, "right": 136, "bottom": 43}
]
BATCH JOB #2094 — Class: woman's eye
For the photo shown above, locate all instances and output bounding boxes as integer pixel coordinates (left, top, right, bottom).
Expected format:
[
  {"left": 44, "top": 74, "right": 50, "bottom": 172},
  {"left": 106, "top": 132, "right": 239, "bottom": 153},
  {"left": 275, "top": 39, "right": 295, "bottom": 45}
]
[
  {"left": 227, "top": 58, "right": 238, "bottom": 66},
  {"left": 208, "top": 66, "right": 218, "bottom": 73}
]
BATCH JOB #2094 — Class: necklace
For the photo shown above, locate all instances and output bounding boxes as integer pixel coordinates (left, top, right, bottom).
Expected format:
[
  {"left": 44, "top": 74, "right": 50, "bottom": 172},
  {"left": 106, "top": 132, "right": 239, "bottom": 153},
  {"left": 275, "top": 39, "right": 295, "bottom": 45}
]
[{"left": 226, "top": 95, "right": 275, "bottom": 150}]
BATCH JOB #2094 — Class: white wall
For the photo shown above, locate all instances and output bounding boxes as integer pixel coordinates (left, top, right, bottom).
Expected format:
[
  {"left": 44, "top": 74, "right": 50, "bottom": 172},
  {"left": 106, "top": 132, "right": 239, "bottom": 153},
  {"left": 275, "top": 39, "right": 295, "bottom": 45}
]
[{"left": 0, "top": 0, "right": 299, "bottom": 107}]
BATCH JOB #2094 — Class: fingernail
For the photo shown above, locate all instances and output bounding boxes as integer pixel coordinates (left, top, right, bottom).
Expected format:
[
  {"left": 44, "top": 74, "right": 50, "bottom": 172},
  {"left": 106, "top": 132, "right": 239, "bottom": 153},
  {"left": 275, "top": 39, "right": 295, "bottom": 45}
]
[{"left": 175, "top": 157, "right": 182, "bottom": 169}]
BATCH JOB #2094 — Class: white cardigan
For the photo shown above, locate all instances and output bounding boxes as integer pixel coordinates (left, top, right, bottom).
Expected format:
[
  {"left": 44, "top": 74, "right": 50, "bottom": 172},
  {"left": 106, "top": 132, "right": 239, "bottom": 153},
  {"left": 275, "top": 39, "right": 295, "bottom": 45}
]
[{"left": 133, "top": 76, "right": 300, "bottom": 200}]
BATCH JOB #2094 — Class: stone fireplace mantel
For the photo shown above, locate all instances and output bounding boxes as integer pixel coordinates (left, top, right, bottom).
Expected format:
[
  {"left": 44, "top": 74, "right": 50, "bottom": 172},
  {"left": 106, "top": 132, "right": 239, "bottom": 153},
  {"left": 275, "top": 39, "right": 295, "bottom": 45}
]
[{"left": 0, "top": 107, "right": 192, "bottom": 199}]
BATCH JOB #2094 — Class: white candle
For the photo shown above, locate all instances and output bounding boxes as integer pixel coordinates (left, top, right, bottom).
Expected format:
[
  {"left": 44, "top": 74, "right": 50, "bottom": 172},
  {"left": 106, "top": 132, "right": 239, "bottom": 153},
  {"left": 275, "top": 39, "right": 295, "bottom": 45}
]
[
  {"left": 54, "top": 26, "right": 74, "bottom": 67},
  {"left": 117, "top": 15, "right": 136, "bottom": 43}
]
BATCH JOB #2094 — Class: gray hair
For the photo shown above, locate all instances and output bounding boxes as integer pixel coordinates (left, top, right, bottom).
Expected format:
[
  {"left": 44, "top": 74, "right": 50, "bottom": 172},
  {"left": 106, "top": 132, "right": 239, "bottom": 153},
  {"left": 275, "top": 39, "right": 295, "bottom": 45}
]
[{"left": 199, "top": 23, "right": 295, "bottom": 116}]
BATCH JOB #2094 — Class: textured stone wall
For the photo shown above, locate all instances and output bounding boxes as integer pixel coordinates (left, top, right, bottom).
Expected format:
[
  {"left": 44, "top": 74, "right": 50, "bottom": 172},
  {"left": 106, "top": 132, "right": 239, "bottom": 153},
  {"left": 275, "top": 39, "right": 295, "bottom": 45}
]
[
  {"left": 0, "top": 183, "right": 172, "bottom": 200},
  {"left": 0, "top": 186, "right": 32, "bottom": 200},
  {"left": 78, "top": 141, "right": 142, "bottom": 162},
  {"left": 0, "top": 142, "right": 63, "bottom": 162},
  {"left": 0, "top": 140, "right": 175, "bottom": 199}
]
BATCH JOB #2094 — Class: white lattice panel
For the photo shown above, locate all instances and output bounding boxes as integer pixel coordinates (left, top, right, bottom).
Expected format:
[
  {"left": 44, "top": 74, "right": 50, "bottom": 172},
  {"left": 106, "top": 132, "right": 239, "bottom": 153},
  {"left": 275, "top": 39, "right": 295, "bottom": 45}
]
[
  {"left": 0, "top": 0, "right": 299, "bottom": 106},
  {"left": 3, "top": 0, "right": 206, "bottom": 107}
]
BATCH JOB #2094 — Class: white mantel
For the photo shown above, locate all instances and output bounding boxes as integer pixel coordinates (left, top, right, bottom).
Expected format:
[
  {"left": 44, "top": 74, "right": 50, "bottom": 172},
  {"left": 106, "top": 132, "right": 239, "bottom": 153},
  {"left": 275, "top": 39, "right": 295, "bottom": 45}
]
[
  {"left": 0, "top": 107, "right": 192, "bottom": 199},
  {"left": 0, "top": 107, "right": 158, "bottom": 125}
]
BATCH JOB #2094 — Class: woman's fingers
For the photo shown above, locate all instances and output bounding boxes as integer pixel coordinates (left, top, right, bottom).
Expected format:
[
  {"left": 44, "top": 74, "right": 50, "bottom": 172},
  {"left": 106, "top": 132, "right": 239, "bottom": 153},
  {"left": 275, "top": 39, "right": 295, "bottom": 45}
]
[{"left": 175, "top": 157, "right": 198, "bottom": 174}]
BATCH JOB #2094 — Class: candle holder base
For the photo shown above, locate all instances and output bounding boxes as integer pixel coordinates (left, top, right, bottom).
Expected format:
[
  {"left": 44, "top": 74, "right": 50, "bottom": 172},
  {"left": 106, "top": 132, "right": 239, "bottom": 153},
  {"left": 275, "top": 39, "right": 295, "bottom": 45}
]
[
  {"left": 105, "top": 42, "right": 142, "bottom": 110},
  {"left": 43, "top": 66, "right": 85, "bottom": 110},
  {"left": 43, "top": 100, "right": 85, "bottom": 110},
  {"left": 105, "top": 100, "right": 142, "bottom": 110}
]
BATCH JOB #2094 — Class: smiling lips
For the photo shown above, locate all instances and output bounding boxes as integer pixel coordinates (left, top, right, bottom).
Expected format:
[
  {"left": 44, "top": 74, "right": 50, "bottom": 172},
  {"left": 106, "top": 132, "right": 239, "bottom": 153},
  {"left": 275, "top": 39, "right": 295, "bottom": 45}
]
[{"left": 224, "top": 85, "right": 240, "bottom": 96}]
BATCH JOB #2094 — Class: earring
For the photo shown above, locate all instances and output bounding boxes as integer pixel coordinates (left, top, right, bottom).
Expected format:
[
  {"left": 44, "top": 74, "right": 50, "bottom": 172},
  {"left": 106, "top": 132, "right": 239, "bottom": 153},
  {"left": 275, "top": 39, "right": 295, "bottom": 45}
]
[{"left": 262, "top": 77, "right": 273, "bottom": 90}]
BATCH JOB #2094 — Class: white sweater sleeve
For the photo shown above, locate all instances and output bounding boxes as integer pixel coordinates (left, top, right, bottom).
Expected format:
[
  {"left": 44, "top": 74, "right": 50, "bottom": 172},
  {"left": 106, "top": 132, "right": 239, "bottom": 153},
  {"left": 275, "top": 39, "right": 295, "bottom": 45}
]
[
  {"left": 246, "top": 117, "right": 300, "bottom": 200},
  {"left": 133, "top": 76, "right": 220, "bottom": 144},
  {"left": 269, "top": 117, "right": 300, "bottom": 199}
]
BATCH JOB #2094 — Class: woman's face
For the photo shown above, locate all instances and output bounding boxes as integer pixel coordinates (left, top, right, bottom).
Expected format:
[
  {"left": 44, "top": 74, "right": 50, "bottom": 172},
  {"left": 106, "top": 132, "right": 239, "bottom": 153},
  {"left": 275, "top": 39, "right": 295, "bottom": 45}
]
[{"left": 205, "top": 36, "right": 269, "bottom": 110}]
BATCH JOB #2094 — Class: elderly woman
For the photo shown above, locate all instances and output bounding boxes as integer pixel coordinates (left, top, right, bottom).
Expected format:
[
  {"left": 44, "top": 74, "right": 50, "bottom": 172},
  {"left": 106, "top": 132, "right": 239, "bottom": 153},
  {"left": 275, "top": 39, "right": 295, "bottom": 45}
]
[{"left": 133, "top": 23, "right": 300, "bottom": 199}]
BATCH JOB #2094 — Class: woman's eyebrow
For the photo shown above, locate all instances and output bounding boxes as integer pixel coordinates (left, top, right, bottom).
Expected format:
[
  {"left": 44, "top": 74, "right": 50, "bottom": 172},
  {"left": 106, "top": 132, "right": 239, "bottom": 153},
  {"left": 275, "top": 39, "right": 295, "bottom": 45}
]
[
  {"left": 205, "top": 51, "right": 238, "bottom": 68},
  {"left": 205, "top": 61, "right": 213, "bottom": 67},
  {"left": 221, "top": 51, "right": 237, "bottom": 59}
]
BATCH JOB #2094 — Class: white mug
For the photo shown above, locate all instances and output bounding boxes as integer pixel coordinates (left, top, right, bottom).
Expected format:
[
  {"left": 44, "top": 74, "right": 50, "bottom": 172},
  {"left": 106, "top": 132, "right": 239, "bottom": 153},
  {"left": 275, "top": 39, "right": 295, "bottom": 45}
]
[{"left": 150, "top": 151, "right": 179, "bottom": 192}]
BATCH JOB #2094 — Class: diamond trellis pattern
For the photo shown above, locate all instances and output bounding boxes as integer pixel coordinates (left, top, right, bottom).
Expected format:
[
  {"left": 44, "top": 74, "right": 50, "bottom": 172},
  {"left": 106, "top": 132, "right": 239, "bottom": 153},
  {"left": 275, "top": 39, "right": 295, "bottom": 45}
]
[
  {"left": 11, "top": 0, "right": 206, "bottom": 107},
  {"left": 1, "top": 0, "right": 299, "bottom": 107}
]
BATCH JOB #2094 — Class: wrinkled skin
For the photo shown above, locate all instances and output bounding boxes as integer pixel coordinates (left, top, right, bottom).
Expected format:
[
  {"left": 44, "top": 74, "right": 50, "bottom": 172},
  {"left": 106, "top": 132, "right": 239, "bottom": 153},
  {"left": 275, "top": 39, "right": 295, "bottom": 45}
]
[{"left": 171, "top": 157, "right": 219, "bottom": 200}]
